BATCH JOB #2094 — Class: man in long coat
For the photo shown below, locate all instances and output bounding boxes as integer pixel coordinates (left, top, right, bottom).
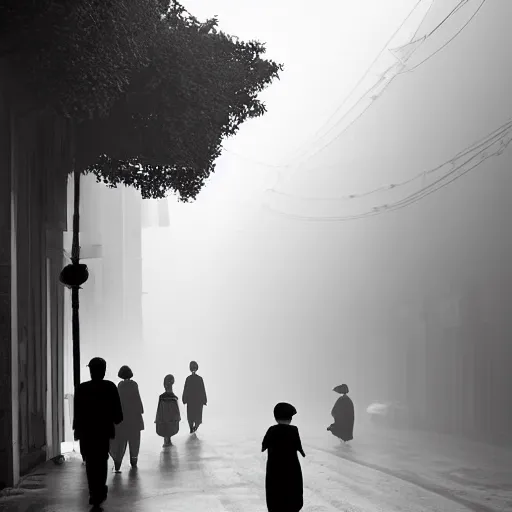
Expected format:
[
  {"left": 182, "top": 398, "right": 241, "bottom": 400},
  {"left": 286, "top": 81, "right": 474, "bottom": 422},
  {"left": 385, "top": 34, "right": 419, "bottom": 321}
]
[
  {"left": 182, "top": 360, "right": 207, "bottom": 433},
  {"left": 73, "top": 357, "right": 123, "bottom": 507}
]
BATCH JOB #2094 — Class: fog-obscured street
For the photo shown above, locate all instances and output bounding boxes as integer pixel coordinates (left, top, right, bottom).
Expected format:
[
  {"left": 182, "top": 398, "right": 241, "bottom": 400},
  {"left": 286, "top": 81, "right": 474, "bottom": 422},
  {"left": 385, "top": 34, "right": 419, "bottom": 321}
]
[{"left": 2, "top": 418, "right": 510, "bottom": 512}]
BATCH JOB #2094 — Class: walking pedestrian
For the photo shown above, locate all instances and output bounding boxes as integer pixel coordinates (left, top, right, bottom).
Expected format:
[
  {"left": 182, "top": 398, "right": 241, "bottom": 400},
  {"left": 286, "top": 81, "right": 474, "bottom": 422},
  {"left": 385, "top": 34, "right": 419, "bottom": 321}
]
[
  {"left": 327, "top": 383, "right": 354, "bottom": 442},
  {"left": 109, "top": 365, "right": 144, "bottom": 472},
  {"left": 155, "top": 374, "right": 181, "bottom": 447},
  {"left": 182, "top": 360, "right": 207, "bottom": 433},
  {"left": 262, "top": 402, "right": 306, "bottom": 512},
  {"left": 73, "top": 357, "right": 123, "bottom": 508}
]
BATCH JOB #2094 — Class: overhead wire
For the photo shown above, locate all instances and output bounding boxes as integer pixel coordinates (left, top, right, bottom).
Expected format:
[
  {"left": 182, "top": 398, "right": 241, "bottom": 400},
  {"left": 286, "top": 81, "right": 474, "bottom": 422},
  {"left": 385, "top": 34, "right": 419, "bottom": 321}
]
[
  {"left": 280, "top": 0, "right": 484, "bottom": 169},
  {"left": 265, "top": 144, "right": 506, "bottom": 222},
  {"left": 263, "top": 119, "right": 512, "bottom": 222},
  {"left": 410, "top": 0, "right": 435, "bottom": 40},
  {"left": 400, "top": 0, "right": 486, "bottom": 74},
  {"left": 266, "top": 119, "right": 512, "bottom": 202},
  {"left": 219, "top": 1, "right": 487, "bottom": 177},
  {"left": 285, "top": 0, "right": 425, "bottom": 164},
  {"left": 279, "top": 68, "right": 399, "bottom": 169},
  {"left": 425, "top": 0, "right": 469, "bottom": 36},
  {"left": 303, "top": 125, "right": 512, "bottom": 217},
  {"left": 379, "top": 137, "right": 507, "bottom": 211}
]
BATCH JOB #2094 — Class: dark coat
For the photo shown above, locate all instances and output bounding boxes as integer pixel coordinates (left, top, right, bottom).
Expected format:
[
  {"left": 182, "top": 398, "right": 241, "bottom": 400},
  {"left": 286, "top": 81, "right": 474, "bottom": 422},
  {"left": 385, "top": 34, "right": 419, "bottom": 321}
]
[
  {"left": 182, "top": 373, "right": 207, "bottom": 406},
  {"left": 73, "top": 379, "right": 123, "bottom": 441},
  {"left": 329, "top": 394, "right": 354, "bottom": 442},
  {"left": 155, "top": 391, "right": 181, "bottom": 437},
  {"left": 262, "top": 424, "right": 306, "bottom": 512}
]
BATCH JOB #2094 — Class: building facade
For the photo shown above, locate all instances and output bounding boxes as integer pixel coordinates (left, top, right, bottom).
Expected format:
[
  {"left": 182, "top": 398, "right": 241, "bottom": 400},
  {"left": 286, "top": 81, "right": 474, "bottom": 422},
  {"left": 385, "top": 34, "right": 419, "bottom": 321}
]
[
  {"left": 0, "top": 58, "right": 172, "bottom": 488},
  {"left": 0, "top": 60, "right": 69, "bottom": 488},
  {"left": 387, "top": 1, "right": 512, "bottom": 442}
]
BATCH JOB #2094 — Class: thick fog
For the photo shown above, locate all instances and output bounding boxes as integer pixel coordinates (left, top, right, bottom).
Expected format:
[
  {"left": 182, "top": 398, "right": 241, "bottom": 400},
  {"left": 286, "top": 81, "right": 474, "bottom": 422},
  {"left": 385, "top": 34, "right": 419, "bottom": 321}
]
[
  {"left": 132, "top": 0, "right": 418, "bottom": 428},
  {"left": 72, "top": 0, "right": 512, "bottom": 443}
]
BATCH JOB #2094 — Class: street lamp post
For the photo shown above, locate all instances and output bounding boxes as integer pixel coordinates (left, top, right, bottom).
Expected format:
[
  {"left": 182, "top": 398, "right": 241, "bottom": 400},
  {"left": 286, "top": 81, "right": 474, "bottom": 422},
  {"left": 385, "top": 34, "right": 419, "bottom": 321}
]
[{"left": 60, "top": 168, "right": 89, "bottom": 389}]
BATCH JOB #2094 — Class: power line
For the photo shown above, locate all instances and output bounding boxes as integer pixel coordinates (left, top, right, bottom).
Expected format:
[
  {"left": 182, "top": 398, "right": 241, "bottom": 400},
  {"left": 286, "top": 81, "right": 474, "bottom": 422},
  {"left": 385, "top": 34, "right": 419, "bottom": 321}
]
[
  {"left": 410, "top": 0, "right": 435, "bottom": 40},
  {"left": 266, "top": 120, "right": 512, "bottom": 201},
  {"left": 426, "top": 0, "right": 469, "bottom": 37},
  {"left": 282, "top": 0, "right": 426, "bottom": 168},
  {"left": 400, "top": 0, "right": 486, "bottom": 74},
  {"left": 388, "top": 0, "right": 469, "bottom": 64},
  {"left": 280, "top": 69, "right": 400, "bottom": 169},
  {"left": 220, "top": 0, "right": 488, "bottom": 174},
  {"left": 265, "top": 146, "right": 503, "bottom": 222},
  {"left": 263, "top": 120, "right": 512, "bottom": 222},
  {"left": 378, "top": 138, "right": 505, "bottom": 212},
  {"left": 281, "top": 0, "right": 483, "bottom": 169}
]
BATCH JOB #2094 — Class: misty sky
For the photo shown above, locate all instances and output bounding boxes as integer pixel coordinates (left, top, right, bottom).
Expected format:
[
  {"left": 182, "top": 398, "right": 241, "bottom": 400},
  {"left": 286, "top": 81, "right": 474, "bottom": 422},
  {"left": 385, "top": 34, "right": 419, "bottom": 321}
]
[
  {"left": 138, "top": 0, "right": 422, "bottom": 419},
  {"left": 137, "top": 0, "right": 512, "bottom": 426}
]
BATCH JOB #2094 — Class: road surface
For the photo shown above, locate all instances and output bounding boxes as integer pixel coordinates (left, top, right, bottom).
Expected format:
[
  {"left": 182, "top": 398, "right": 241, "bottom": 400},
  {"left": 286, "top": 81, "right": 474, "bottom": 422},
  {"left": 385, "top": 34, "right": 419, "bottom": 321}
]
[{"left": 0, "top": 423, "right": 483, "bottom": 512}]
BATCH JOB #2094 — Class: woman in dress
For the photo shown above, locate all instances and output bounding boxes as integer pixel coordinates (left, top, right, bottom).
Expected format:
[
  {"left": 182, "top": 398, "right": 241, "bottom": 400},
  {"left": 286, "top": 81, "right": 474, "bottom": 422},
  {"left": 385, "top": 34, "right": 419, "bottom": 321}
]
[
  {"left": 327, "top": 383, "right": 354, "bottom": 442},
  {"left": 109, "top": 365, "right": 144, "bottom": 472}
]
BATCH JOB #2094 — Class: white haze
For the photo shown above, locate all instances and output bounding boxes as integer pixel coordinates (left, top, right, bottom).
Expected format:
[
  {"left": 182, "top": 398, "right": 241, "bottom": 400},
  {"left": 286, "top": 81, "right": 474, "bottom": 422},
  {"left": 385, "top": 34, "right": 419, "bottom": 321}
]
[
  {"left": 82, "top": 1, "right": 512, "bottom": 442},
  {"left": 137, "top": 0, "right": 421, "bottom": 429}
]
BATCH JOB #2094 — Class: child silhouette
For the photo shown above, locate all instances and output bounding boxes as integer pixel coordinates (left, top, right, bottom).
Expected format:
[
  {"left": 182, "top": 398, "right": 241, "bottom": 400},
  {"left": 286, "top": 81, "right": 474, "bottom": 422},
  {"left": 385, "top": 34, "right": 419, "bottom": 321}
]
[
  {"left": 262, "top": 402, "right": 306, "bottom": 512},
  {"left": 155, "top": 374, "right": 180, "bottom": 447}
]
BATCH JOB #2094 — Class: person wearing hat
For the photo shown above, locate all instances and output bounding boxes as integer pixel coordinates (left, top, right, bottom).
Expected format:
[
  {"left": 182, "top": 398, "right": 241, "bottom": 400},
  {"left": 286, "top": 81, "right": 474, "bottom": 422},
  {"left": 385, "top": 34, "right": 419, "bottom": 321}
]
[
  {"left": 261, "top": 402, "right": 306, "bottom": 512},
  {"left": 73, "top": 357, "right": 123, "bottom": 508},
  {"left": 109, "top": 365, "right": 145, "bottom": 472},
  {"left": 182, "top": 360, "right": 207, "bottom": 434},
  {"left": 327, "top": 383, "right": 354, "bottom": 442}
]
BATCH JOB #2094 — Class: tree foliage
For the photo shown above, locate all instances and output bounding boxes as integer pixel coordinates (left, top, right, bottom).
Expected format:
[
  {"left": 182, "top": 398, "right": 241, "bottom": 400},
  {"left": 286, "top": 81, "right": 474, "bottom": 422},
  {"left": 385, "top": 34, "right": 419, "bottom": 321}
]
[
  {"left": 78, "top": 2, "right": 283, "bottom": 200},
  {"left": 2, "top": 1, "right": 283, "bottom": 201},
  {"left": 1, "top": 0, "right": 162, "bottom": 118}
]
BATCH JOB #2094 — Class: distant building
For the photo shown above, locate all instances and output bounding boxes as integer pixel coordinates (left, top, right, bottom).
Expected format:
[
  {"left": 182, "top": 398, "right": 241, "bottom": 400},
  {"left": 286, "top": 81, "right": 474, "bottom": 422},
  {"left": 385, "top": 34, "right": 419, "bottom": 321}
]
[
  {"left": 374, "top": 1, "right": 512, "bottom": 442},
  {"left": 63, "top": 176, "right": 145, "bottom": 399},
  {"left": 61, "top": 180, "right": 171, "bottom": 440}
]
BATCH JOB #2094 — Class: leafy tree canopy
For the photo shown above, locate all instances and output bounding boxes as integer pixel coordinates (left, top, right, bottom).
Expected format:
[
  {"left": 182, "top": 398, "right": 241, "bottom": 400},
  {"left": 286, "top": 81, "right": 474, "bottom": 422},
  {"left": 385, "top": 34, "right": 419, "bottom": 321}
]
[
  {"left": 78, "top": 2, "right": 283, "bottom": 200},
  {"left": 2, "top": 1, "right": 283, "bottom": 201},
  {"left": 1, "top": 0, "right": 163, "bottom": 118}
]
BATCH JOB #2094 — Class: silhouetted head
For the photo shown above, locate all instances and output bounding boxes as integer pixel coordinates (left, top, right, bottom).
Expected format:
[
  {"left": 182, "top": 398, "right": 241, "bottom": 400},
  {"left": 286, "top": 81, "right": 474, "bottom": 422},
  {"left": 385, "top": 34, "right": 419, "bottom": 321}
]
[
  {"left": 274, "top": 402, "right": 297, "bottom": 424},
  {"left": 339, "top": 384, "right": 349, "bottom": 395},
  {"left": 118, "top": 365, "right": 133, "bottom": 380},
  {"left": 189, "top": 361, "right": 198, "bottom": 373},
  {"left": 163, "top": 374, "right": 175, "bottom": 391},
  {"left": 87, "top": 357, "right": 106, "bottom": 381}
]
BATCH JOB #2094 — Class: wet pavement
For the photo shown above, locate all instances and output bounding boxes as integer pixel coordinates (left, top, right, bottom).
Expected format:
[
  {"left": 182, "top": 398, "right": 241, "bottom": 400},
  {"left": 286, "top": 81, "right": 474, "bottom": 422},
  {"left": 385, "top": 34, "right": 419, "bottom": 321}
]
[
  {"left": 306, "top": 422, "right": 512, "bottom": 512},
  {"left": 1, "top": 420, "right": 508, "bottom": 511}
]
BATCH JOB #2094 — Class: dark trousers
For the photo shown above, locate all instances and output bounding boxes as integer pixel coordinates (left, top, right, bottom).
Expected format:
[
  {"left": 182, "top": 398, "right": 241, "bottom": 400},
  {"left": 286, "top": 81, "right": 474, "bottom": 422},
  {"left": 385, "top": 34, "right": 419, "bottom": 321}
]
[
  {"left": 109, "top": 431, "right": 141, "bottom": 466},
  {"left": 80, "top": 436, "right": 110, "bottom": 501},
  {"left": 187, "top": 403, "right": 204, "bottom": 430}
]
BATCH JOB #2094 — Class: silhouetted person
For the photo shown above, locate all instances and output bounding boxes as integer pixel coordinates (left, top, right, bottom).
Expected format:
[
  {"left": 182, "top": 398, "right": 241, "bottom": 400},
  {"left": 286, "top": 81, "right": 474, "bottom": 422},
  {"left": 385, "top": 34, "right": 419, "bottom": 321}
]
[
  {"left": 327, "top": 383, "right": 354, "bottom": 442},
  {"left": 155, "top": 374, "right": 181, "bottom": 447},
  {"left": 262, "top": 402, "right": 306, "bottom": 512},
  {"left": 73, "top": 357, "right": 123, "bottom": 508},
  {"left": 109, "top": 365, "right": 144, "bottom": 472},
  {"left": 182, "top": 360, "right": 207, "bottom": 433}
]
